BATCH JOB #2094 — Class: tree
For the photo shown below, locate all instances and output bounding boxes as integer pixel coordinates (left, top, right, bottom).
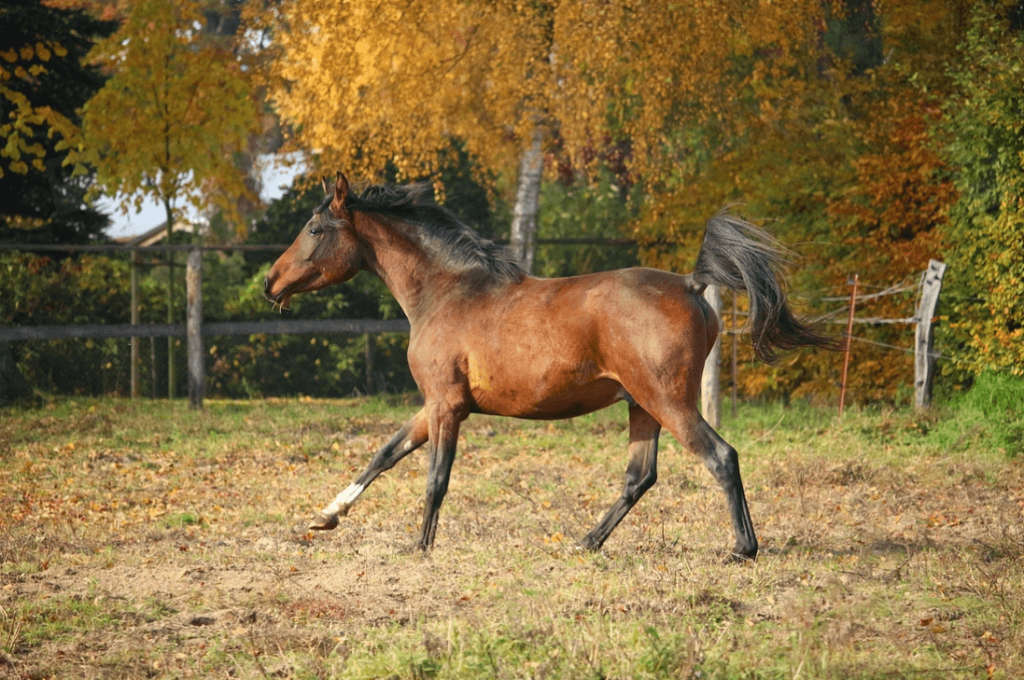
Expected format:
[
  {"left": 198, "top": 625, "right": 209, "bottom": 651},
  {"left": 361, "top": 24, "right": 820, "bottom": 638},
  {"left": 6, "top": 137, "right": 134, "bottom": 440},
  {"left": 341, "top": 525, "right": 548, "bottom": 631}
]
[
  {"left": 0, "top": 0, "right": 115, "bottom": 245},
  {"left": 940, "top": 5, "right": 1024, "bottom": 377},
  {"left": 74, "top": 0, "right": 258, "bottom": 235},
  {"left": 263, "top": 0, "right": 548, "bottom": 266},
  {"left": 623, "top": 0, "right": 971, "bottom": 404},
  {"left": 71, "top": 0, "right": 259, "bottom": 398},
  {"left": 263, "top": 0, "right": 832, "bottom": 270}
]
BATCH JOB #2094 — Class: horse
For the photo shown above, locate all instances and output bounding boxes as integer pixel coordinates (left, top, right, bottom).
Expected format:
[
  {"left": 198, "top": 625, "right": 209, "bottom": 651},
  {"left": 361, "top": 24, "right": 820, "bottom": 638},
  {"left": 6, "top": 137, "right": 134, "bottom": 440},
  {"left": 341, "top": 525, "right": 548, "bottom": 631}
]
[{"left": 264, "top": 172, "right": 836, "bottom": 560}]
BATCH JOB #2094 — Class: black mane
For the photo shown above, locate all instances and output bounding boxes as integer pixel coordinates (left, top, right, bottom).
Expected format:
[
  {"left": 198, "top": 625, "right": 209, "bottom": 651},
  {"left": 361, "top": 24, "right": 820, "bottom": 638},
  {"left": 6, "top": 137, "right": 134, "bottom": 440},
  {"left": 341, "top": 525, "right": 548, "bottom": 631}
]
[{"left": 337, "top": 182, "right": 526, "bottom": 283}]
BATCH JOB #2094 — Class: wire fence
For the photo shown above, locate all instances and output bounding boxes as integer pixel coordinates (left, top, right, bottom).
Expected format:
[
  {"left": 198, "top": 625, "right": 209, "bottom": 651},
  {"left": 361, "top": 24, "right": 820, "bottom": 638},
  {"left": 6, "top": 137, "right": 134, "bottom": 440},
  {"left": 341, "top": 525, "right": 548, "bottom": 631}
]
[{"left": 700, "top": 260, "right": 949, "bottom": 422}]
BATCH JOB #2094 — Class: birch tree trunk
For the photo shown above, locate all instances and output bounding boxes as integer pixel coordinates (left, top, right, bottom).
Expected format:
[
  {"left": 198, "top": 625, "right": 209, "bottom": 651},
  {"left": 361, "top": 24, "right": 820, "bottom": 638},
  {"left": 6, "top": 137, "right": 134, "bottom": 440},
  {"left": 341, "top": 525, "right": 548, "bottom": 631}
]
[
  {"left": 510, "top": 130, "right": 543, "bottom": 274},
  {"left": 701, "top": 284, "right": 723, "bottom": 428}
]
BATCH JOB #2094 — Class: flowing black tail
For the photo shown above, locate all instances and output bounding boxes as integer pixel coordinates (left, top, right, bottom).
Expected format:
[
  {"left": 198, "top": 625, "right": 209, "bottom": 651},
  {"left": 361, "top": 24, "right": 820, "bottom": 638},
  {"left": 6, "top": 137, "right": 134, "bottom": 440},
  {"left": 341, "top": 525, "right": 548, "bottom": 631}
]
[{"left": 692, "top": 212, "right": 839, "bottom": 364}]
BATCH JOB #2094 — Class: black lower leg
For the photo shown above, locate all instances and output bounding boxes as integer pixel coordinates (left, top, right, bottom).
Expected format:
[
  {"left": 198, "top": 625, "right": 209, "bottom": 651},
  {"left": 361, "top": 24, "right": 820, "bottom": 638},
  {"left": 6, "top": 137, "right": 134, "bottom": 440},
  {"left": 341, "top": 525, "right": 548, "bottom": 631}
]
[
  {"left": 581, "top": 404, "right": 661, "bottom": 551},
  {"left": 417, "top": 416, "right": 460, "bottom": 551},
  {"left": 358, "top": 411, "right": 429, "bottom": 484},
  {"left": 698, "top": 421, "right": 757, "bottom": 560},
  {"left": 309, "top": 410, "right": 428, "bottom": 531}
]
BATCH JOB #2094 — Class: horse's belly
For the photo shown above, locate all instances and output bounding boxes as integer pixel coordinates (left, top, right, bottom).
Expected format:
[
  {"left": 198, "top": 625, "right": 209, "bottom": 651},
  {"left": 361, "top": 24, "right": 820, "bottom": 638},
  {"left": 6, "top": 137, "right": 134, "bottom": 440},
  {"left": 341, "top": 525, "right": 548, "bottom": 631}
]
[{"left": 468, "top": 350, "right": 626, "bottom": 419}]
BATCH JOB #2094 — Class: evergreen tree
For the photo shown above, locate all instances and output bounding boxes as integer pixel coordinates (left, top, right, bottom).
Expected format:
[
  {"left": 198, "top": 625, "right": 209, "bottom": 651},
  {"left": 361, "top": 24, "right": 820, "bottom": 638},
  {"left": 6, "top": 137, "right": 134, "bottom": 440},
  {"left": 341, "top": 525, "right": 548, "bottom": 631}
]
[{"left": 0, "top": 0, "right": 115, "bottom": 245}]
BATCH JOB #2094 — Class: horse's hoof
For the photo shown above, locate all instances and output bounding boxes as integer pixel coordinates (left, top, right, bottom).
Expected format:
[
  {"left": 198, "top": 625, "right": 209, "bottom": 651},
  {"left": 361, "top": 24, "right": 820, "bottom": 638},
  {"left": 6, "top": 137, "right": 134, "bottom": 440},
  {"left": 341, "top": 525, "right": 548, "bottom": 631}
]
[
  {"left": 309, "top": 513, "right": 340, "bottom": 531},
  {"left": 725, "top": 545, "right": 758, "bottom": 564},
  {"left": 577, "top": 533, "right": 603, "bottom": 552}
]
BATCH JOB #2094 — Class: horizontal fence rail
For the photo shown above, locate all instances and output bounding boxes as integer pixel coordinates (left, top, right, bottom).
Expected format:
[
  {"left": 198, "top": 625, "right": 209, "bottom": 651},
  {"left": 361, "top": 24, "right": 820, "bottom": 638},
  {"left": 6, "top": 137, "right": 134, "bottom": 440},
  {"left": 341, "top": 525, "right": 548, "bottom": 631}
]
[
  {"left": 0, "top": 237, "right": 638, "bottom": 255},
  {"left": 0, "top": 319, "right": 411, "bottom": 342}
]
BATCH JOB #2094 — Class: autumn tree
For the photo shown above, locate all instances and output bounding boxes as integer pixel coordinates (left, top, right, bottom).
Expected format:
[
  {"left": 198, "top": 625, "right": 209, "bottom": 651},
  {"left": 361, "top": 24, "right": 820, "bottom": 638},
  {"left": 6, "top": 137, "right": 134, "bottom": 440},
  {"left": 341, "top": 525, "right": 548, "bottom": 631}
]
[
  {"left": 72, "top": 0, "right": 259, "bottom": 398},
  {"left": 265, "top": 0, "right": 1017, "bottom": 403},
  {"left": 263, "top": 0, "right": 546, "bottom": 266},
  {"left": 623, "top": 0, "right": 974, "bottom": 404},
  {"left": 263, "top": 0, "right": 832, "bottom": 270}
]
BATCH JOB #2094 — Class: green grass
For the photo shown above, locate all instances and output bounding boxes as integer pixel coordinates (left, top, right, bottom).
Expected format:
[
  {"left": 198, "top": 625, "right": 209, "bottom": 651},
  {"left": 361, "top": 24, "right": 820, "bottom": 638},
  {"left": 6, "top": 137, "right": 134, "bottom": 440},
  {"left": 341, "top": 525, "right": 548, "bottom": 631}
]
[{"left": 1, "top": 392, "right": 1021, "bottom": 679}]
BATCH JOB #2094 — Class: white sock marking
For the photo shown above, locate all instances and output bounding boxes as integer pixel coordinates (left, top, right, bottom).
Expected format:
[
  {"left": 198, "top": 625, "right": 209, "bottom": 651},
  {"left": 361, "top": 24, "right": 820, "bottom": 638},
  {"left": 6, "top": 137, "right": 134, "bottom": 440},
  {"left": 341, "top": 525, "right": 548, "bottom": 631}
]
[{"left": 323, "top": 482, "right": 365, "bottom": 516}]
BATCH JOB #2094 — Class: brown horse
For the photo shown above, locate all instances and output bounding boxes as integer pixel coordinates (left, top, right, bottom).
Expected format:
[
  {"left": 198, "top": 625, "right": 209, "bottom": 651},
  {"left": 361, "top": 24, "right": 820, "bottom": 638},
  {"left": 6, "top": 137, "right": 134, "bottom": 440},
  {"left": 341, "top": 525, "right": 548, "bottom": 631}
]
[{"left": 264, "top": 172, "right": 835, "bottom": 560}]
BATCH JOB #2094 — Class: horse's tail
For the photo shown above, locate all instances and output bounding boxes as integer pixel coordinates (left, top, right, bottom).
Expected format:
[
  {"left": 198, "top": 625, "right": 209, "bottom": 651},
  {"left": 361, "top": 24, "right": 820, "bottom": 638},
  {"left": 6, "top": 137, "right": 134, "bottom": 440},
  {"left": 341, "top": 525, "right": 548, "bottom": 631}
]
[{"left": 692, "top": 212, "right": 839, "bottom": 364}]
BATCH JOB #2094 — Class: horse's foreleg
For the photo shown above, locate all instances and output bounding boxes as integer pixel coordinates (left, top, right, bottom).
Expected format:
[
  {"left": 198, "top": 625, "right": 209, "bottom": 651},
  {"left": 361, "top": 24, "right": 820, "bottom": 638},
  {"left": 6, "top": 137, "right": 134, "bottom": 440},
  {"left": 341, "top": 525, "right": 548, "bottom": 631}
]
[
  {"left": 309, "top": 408, "right": 429, "bottom": 531},
  {"left": 682, "top": 415, "right": 758, "bottom": 561},
  {"left": 415, "top": 409, "right": 463, "bottom": 551},
  {"left": 580, "top": 404, "right": 661, "bottom": 551}
]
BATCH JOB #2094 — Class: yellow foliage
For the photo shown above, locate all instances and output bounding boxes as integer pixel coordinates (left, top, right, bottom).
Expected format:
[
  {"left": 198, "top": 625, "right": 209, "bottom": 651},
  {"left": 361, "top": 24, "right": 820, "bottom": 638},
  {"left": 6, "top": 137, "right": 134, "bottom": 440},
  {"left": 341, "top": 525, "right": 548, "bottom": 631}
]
[
  {"left": 0, "top": 37, "right": 83, "bottom": 178},
  {"left": 72, "top": 0, "right": 259, "bottom": 235},
  {"left": 263, "top": 0, "right": 832, "bottom": 186}
]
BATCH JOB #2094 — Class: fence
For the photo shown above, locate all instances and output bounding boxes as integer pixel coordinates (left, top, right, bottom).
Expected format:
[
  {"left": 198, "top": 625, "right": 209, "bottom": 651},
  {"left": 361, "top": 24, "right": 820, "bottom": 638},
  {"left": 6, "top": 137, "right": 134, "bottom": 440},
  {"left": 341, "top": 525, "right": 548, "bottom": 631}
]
[
  {"left": 0, "top": 243, "right": 412, "bottom": 404},
  {"left": 2, "top": 241, "right": 948, "bottom": 412},
  {"left": 699, "top": 259, "right": 947, "bottom": 426}
]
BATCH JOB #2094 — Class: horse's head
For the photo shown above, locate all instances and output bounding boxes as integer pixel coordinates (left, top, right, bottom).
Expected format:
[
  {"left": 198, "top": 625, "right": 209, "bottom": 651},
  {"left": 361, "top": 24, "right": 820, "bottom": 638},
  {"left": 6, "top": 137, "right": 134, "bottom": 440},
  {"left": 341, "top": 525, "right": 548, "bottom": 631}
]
[{"left": 264, "top": 172, "right": 363, "bottom": 308}]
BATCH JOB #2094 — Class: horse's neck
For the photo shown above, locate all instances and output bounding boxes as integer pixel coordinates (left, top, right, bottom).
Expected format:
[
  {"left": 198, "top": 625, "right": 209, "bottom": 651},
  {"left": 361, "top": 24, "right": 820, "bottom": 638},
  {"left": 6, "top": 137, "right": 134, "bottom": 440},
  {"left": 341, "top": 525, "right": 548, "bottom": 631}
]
[{"left": 354, "top": 213, "right": 453, "bottom": 322}]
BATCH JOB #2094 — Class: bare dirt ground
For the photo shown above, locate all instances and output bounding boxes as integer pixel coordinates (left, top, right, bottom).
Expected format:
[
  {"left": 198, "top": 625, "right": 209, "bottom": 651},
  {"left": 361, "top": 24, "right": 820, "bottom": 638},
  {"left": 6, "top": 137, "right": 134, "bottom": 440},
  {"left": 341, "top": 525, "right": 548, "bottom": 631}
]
[{"left": 1, "top": 397, "right": 1022, "bottom": 679}]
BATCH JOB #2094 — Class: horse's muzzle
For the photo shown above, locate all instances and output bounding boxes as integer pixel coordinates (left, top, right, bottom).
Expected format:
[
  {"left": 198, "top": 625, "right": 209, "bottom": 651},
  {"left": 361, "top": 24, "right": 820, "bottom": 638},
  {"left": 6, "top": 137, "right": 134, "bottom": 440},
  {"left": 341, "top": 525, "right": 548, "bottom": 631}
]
[{"left": 263, "top": 275, "right": 285, "bottom": 305}]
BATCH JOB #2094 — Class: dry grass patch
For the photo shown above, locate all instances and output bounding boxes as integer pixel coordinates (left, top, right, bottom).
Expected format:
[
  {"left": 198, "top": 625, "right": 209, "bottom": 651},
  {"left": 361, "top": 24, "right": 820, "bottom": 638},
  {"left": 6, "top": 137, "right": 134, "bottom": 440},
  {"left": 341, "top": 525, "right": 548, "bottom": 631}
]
[{"left": 1, "top": 396, "right": 1021, "bottom": 679}]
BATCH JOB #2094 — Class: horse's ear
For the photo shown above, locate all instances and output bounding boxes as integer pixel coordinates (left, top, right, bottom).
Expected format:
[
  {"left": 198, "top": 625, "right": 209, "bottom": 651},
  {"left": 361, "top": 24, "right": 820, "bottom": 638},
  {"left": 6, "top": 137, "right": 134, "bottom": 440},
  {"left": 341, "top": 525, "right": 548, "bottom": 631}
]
[
  {"left": 321, "top": 175, "right": 331, "bottom": 195},
  {"left": 329, "top": 172, "right": 351, "bottom": 218},
  {"left": 334, "top": 172, "right": 350, "bottom": 203}
]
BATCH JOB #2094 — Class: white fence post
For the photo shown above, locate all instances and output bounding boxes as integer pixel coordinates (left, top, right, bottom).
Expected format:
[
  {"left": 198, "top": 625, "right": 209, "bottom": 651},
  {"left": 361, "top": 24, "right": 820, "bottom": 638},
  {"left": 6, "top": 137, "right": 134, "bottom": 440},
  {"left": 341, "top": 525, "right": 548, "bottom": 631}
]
[{"left": 914, "top": 260, "right": 946, "bottom": 410}]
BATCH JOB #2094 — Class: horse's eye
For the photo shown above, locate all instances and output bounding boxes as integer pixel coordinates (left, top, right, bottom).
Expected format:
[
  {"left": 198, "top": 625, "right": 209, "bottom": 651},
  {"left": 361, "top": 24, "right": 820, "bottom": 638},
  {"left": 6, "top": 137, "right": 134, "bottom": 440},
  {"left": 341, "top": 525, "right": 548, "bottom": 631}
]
[{"left": 309, "top": 226, "right": 322, "bottom": 237}]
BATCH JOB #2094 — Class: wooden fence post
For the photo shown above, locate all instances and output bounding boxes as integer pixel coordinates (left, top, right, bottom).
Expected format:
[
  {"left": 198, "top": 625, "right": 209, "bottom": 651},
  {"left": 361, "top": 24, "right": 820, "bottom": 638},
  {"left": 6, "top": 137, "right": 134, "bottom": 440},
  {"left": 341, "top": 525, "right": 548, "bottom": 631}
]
[
  {"left": 186, "top": 248, "right": 204, "bottom": 409},
  {"left": 914, "top": 260, "right": 946, "bottom": 410},
  {"left": 838, "top": 274, "right": 859, "bottom": 420},
  {"left": 364, "top": 332, "right": 375, "bottom": 395},
  {"left": 701, "top": 284, "right": 722, "bottom": 428},
  {"left": 167, "top": 251, "right": 176, "bottom": 400},
  {"left": 130, "top": 249, "right": 139, "bottom": 399},
  {"left": 150, "top": 337, "right": 157, "bottom": 399}
]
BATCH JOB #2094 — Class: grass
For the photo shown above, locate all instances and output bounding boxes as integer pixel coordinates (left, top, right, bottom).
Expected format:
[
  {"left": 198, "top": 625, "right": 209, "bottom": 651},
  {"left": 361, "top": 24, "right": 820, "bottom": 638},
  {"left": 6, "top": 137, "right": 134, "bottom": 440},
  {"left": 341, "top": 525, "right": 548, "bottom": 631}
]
[{"left": 0, "top": 392, "right": 1021, "bottom": 679}]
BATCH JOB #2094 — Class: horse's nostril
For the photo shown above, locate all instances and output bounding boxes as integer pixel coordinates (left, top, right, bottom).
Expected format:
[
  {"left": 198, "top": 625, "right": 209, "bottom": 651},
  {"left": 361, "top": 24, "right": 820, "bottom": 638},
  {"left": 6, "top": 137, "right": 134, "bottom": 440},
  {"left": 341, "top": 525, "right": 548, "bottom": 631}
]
[{"left": 263, "top": 275, "right": 278, "bottom": 302}]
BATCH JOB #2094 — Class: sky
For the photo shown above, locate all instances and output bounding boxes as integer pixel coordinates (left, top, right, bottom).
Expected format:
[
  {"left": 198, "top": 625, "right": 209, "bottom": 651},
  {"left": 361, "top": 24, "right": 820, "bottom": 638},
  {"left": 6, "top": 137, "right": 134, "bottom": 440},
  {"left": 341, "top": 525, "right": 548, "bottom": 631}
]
[{"left": 98, "top": 154, "right": 304, "bottom": 239}]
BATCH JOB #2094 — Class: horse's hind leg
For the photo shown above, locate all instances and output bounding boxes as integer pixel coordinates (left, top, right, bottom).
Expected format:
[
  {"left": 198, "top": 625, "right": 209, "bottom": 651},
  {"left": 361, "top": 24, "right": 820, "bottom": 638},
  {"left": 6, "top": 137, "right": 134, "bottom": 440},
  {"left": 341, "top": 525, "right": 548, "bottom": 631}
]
[
  {"left": 672, "top": 411, "right": 758, "bottom": 561},
  {"left": 580, "top": 404, "right": 661, "bottom": 551},
  {"left": 310, "top": 408, "right": 429, "bottom": 530}
]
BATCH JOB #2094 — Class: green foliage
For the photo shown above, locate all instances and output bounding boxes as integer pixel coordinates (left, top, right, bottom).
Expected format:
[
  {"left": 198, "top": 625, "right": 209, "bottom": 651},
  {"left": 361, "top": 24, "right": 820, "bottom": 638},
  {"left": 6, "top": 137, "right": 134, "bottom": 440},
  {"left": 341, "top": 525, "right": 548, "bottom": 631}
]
[
  {"left": 534, "top": 170, "right": 640, "bottom": 277},
  {"left": 207, "top": 262, "right": 412, "bottom": 398},
  {"left": 0, "top": 246, "right": 414, "bottom": 399},
  {"left": 0, "top": 252, "right": 162, "bottom": 396},
  {"left": 938, "top": 5, "right": 1024, "bottom": 378}
]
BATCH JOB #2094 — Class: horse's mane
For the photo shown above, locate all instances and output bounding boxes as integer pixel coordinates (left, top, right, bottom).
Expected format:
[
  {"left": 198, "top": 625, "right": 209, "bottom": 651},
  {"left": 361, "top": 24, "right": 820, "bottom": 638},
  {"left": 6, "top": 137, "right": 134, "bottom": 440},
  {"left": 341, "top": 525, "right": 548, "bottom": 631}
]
[{"left": 323, "top": 182, "right": 526, "bottom": 284}]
